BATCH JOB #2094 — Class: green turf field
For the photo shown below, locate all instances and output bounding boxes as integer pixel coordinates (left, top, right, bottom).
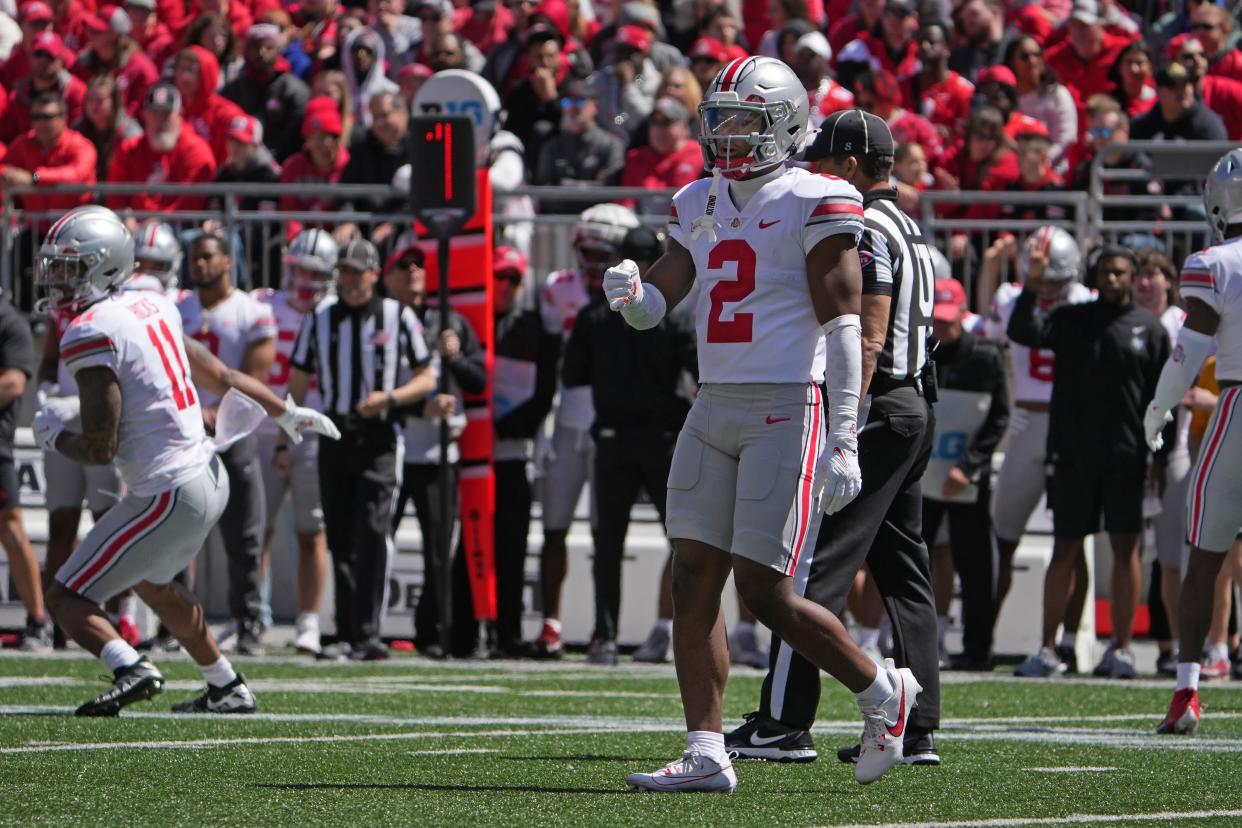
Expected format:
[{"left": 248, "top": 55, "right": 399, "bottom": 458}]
[{"left": 2, "top": 653, "right": 1241, "bottom": 827}]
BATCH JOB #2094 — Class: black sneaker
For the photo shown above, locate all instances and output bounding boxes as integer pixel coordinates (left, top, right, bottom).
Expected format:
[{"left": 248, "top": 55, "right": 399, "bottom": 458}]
[
  {"left": 725, "top": 711, "right": 817, "bottom": 762},
  {"left": 349, "top": 639, "right": 389, "bottom": 661},
  {"left": 19, "top": 617, "right": 53, "bottom": 653},
  {"left": 946, "top": 653, "right": 993, "bottom": 672},
  {"left": 1156, "top": 649, "right": 1179, "bottom": 678},
  {"left": 171, "top": 674, "right": 257, "bottom": 714},
  {"left": 75, "top": 657, "right": 165, "bottom": 717},
  {"left": 236, "top": 622, "right": 266, "bottom": 657},
  {"left": 316, "top": 642, "right": 351, "bottom": 662},
  {"left": 136, "top": 631, "right": 182, "bottom": 653},
  {"left": 1056, "top": 644, "right": 1079, "bottom": 675},
  {"left": 838, "top": 728, "right": 940, "bottom": 766}
]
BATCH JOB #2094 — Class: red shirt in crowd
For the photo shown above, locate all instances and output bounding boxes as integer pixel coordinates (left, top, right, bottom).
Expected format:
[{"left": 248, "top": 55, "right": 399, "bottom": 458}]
[
  {"left": 1045, "top": 32, "right": 1135, "bottom": 106},
  {"left": 0, "top": 49, "right": 29, "bottom": 92},
  {"left": 1201, "top": 74, "right": 1242, "bottom": 139},
  {"left": 156, "top": 0, "right": 192, "bottom": 39},
  {"left": 828, "top": 14, "right": 869, "bottom": 57},
  {"left": 3, "top": 75, "right": 86, "bottom": 143},
  {"left": 890, "top": 110, "right": 943, "bottom": 166},
  {"left": 106, "top": 123, "right": 217, "bottom": 212},
  {"left": 840, "top": 32, "right": 920, "bottom": 80},
  {"left": 180, "top": 46, "right": 246, "bottom": 165},
  {"left": 813, "top": 79, "right": 856, "bottom": 120},
  {"left": 279, "top": 146, "right": 350, "bottom": 238},
  {"left": 72, "top": 48, "right": 160, "bottom": 118},
  {"left": 133, "top": 20, "right": 178, "bottom": 71},
  {"left": 1, "top": 126, "right": 96, "bottom": 215},
  {"left": 906, "top": 71, "right": 975, "bottom": 137},
  {"left": 1207, "top": 48, "right": 1242, "bottom": 84},
  {"left": 458, "top": 3, "right": 515, "bottom": 55},
  {"left": 618, "top": 141, "right": 703, "bottom": 208}
]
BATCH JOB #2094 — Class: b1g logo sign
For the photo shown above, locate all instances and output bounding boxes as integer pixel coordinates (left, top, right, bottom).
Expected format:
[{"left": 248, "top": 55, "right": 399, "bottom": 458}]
[{"left": 412, "top": 69, "right": 501, "bottom": 167}]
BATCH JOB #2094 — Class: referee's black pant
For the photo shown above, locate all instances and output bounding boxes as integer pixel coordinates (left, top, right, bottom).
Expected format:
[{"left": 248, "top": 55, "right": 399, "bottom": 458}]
[
  {"left": 758, "top": 385, "right": 940, "bottom": 733},
  {"left": 319, "top": 421, "right": 399, "bottom": 647},
  {"left": 591, "top": 427, "right": 675, "bottom": 643},
  {"left": 923, "top": 478, "right": 997, "bottom": 662}
]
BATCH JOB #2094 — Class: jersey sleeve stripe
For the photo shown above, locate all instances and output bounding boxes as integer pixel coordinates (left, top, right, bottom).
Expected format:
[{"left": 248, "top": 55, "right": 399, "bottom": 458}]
[
  {"left": 809, "top": 202, "right": 865, "bottom": 219},
  {"left": 61, "top": 336, "right": 114, "bottom": 360},
  {"left": 1181, "top": 269, "right": 1215, "bottom": 288}
]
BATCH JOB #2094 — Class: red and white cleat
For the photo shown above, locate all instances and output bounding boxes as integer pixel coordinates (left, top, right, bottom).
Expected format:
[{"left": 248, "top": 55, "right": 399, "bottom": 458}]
[
  {"left": 1200, "top": 657, "right": 1231, "bottom": 681},
  {"left": 1156, "top": 688, "right": 1201, "bottom": 735},
  {"left": 117, "top": 617, "right": 141, "bottom": 647},
  {"left": 627, "top": 747, "right": 738, "bottom": 794},
  {"left": 527, "top": 622, "right": 563, "bottom": 660},
  {"left": 856, "top": 662, "right": 923, "bottom": 784}
]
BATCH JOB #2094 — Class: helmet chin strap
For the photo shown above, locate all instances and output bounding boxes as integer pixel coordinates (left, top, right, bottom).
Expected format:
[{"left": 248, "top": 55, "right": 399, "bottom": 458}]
[{"left": 691, "top": 167, "right": 724, "bottom": 243}]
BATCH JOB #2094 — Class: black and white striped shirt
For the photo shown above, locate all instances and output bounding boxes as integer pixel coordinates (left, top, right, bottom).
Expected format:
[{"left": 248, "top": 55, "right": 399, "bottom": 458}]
[
  {"left": 290, "top": 294, "right": 431, "bottom": 417},
  {"left": 860, "top": 189, "right": 935, "bottom": 382}
]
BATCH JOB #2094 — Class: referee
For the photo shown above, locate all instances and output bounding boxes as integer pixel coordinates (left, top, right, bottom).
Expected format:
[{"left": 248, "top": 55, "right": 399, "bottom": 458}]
[
  {"left": 287, "top": 239, "right": 436, "bottom": 661},
  {"left": 727, "top": 109, "right": 942, "bottom": 765}
]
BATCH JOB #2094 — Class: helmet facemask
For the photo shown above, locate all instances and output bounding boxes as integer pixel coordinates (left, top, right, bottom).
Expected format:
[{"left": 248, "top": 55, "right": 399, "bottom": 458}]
[
  {"left": 36, "top": 251, "right": 112, "bottom": 317},
  {"left": 699, "top": 101, "right": 786, "bottom": 180},
  {"left": 286, "top": 262, "right": 336, "bottom": 311}
]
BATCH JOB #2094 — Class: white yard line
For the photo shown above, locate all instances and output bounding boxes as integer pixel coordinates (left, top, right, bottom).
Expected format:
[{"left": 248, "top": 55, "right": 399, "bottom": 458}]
[
  {"left": 406, "top": 748, "right": 497, "bottom": 756},
  {"left": 831, "top": 810, "right": 1242, "bottom": 828},
  {"left": 1024, "top": 766, "right": 1119, "bottom": 773}
]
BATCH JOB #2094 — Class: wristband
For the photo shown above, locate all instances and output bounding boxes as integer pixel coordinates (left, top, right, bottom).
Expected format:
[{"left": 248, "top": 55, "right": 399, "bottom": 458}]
[{"left": 619, "top": 283, "right": 667, "bottom": 331}]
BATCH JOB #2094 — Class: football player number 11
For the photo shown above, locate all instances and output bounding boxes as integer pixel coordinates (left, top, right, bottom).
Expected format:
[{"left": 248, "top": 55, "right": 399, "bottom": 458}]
[{"left": 707, "top": 239, "right": 756, "bottom": 343}]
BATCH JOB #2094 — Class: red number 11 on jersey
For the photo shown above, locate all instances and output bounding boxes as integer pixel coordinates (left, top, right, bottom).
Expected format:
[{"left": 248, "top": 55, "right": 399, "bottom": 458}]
[{"left": 147, "top": 320, "right": 196, "bottom": 411}]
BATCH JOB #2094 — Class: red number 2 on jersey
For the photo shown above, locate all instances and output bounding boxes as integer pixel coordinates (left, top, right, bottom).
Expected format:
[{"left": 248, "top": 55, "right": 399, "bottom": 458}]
[
  {"left": 706, "top": 239, "right": 756, "bottom": 343},
  {"left": 147, "top": 320, "right": 197, "bottom": 411},
  {"left": 1029, "top": 348, "right": 1055, "bottom": 382}
]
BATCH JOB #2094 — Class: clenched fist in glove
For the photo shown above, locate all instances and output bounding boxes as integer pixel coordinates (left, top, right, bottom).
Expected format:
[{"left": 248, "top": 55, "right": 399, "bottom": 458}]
[
  {"left": 604, "top": 259, "right": 666, "bottom": 329},
  {"left": 823, "top": 440, "right": 862, "bottom": 515},
  {"left": 32, "top": 397, "right": 80, "bottom": 453},
  {"left": 276, "top": 396, "right": 342, "bottom": 444}
]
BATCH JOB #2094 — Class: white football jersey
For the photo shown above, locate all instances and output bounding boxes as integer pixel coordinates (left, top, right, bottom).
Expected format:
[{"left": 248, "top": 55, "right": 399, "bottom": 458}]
[
  {"left": 1181, "top": 240, "right": 1242, "bottom": 382},
  {"left": 124, "top": 272, "right": 181, "bottom": 301},
  {"left": 178, "top": 288, "right": 277, "bottom": 408},
  {"left": 667, "top": 167, "right": 864, "bottom": 384},
  {"left": 52, "top": 309, "right": 77, "bottom": 395},
  {"left": 541, "top": 268, "right": 594, "bottom": 430},
  {"left": 989, "top": 281, "right": 1093, "bottom": 403},
  {"left": 59, "top": 291, "right": 211, "bottom": 497},
  {"left": 251, "top": 288, "right": 322, "bottom": 437}
]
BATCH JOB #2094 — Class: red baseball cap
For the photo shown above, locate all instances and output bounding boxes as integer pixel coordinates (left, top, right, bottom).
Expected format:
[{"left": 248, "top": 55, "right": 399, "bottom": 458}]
[
  {"left": 31, "top": 31, "right": 65, "bottom": 59},
  {"left": 724, "top": 44, "right": 749, "bottom": 61},
  {"left": 384, "top": 233, "right": 427, "bottom": 273},
  {"left": 614, "top": 24, "right": 652, "bottom": 54},
  {"left": 302, "top": 97, "right": 343, "bottom": 137},
  {"left": 976, "top": 65, "right": 1017, "bottom": 88},
  {"left": 495, "top": 246, "right": 527, "bottom": 276},
  {"left": 398, "top": 62, "right": 433, "bottom": 81},
  {"left": 84, "top": 5, "right": 132, "bottom": 34},
  {"left": 20, "top": 1, "right": 52, "bottom": 22},
  {"left": 689, "top": 37, "right": 727, "bottom": 63},
  {"left": 932, "top": 278, "right": 967, "bottom": 322},
  {"left": 227, "top": 114, "right": 263, "bottom": 146}
]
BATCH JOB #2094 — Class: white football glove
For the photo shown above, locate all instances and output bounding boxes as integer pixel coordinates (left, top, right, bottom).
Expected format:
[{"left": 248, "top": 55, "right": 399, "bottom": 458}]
[
  {"left": 275, "top": 396, "right": 342, "bottom": 445},
  {"left": 32, "top": 404, "right": 70, "bottom": 452},
  {"left": 603, "top": 259, "right": 642, "bottom": 311},
  {"left": 36, "top": 381, "right": 57, "bottom": 409},
  {"left": 1144, "top": 404, "right": 1173, "bottom": 452},
  {"left": 823, "top": 442, "right": 863, "bottom": 515}
]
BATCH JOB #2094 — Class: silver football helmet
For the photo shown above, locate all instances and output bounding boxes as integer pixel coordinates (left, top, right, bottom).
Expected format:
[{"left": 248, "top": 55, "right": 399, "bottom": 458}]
[
  {"left": 133, "top": 221, "right": 182, "bottom": 288},
  {"left": 573, "top": 203, "right": 639, "bottom": 280},
  {"left": 1204, "top": 148, "right": 1242, "bottom": 243},
  {"left": 36, "top": 205, "right": 134, "bottom": 316},
  {"left": 699, "top": 56, "right": 809, "bottom": 179},
  {"left": 284, "top": 228, "right": 339, "bottom": 309},
  {"left": 1020, "top": 226, "right": 1082, "bottom": 302}
]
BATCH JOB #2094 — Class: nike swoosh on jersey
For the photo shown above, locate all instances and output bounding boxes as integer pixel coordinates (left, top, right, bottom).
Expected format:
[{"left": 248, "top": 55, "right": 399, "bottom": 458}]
[
  {"left": 758, "top": 219, "right": 781, "bottom": 229},
  {"left": 766, "top": 416, "right": 791, "bottom": 424}
]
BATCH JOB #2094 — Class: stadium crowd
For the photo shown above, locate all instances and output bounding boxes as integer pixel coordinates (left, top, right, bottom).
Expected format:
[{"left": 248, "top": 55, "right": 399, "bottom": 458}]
[{"left": 0, "top": 0, "right": 1238, "bottom": 686}]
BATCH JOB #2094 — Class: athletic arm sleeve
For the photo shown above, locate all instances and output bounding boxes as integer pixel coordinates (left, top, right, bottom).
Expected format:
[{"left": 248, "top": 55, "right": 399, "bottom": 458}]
[{"left": 823, "top": 314, "right": 862, "bottom": 449}]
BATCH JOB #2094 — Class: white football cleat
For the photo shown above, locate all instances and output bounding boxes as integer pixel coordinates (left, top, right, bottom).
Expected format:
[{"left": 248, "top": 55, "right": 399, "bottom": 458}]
[
  {"left": 627, "top": 747, "right": 737, "bottom": 794},
  {"left": 294, "top": 613, "right": 321, "bottom": 655},
  {"left": 855, "top": 662, "right": 922, "bottom": 785}
]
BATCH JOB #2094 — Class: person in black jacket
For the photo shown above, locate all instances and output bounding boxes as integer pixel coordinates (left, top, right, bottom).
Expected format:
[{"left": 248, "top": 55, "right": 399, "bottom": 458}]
[
  {"left": 923, "top": 278, "right": 1009, "bottom": 670},
  {"left": 221, "top": 24, "right": 310, "bottom": 162},
  {"left": 561, "top": 225, "right": 697, "bottom": 661},
  {"left": 490, "top": 246, "right": 561, "bottom": 657},
  {"left": 384, "top": 238, "right": 488, "bottom": 658},
  {"left": 336, "top": 91, "right": 411, "bottom": 247},
  {"left": 1008, "top": 243, "right": 1170, "bottom": 679}
]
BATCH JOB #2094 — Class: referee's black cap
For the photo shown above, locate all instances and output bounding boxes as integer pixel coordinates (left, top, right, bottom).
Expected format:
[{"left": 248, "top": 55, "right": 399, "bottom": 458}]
[{"left": 799, "top": 108, "right": 894, "bottom": 162}]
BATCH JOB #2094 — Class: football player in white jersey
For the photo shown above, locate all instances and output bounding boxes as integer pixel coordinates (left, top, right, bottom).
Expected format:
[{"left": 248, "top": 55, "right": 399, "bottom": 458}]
[
  {"left": 1146, "top": 149, "right": 1242, "bottom": 734},
  {"left": 982, "top": 228, "right": 1094, "bottom": 675},
  {"left": 611, "top": 56, "right": 920, "bottom": 792},
  {"left": 33, "top": 205, "right": 337, "bottom": 716},
  {"left": 529, "top": 203, "right": 639, "bottom": 662},
  {"left": 128, "top": 221, "right": 183, "bottom": 299},
  {"left": 179, "top": 232, "right": 278, "bottom": 655},
  {"left": 252, "top": 229, "right": 336, "bottom": 655}
]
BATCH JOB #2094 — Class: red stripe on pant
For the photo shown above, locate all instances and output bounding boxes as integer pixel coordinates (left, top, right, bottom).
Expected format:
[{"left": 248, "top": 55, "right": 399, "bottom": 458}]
[
  {"left": 785, "top": 384, "right": 823, "bottom": 576},
  {"left": 1190, "top": 387, "right": 1239, "bottom": 548},
  {"left": 68, "top": 490, "right": 174, "bottom": 594}
]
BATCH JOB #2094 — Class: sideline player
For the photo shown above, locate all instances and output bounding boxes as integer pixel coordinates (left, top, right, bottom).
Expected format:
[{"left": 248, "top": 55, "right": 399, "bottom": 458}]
[
  {"left": 529, "top": 203, "right": 639, "bottom": 662},
  {"left": 983, "top": 228, "right": 1094, "bottom": 675},
  {"left": 615, "top": 57, "right": 920, "bottom": 792},
  {"left": 252, "top": 230, "right": 335, "bottom": 655},
  {"left": 129, "top": 221, "right": 184, "bottom": 298},
  {"left": 1147, "top": 149, "right": 1242, "bottom": 733},
  {"left": 34, "top": 205, "right": 337, "bottom": 716}
]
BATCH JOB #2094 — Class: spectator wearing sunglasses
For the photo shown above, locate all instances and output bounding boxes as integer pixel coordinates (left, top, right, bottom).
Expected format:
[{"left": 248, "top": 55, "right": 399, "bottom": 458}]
[
  {"left": 1065, "top": 95, "right": 1155, "bottom": 224},
  {"left": 531, "top": 77, "right": 625, "bottom": 214},
  {"left": 1006, "top": 35, "right": 1077, "bottom": 169},
  {"left": 1174, "top": 35, "right": 1242, "bottom": 140},
  {"left": 1044, "top": 0, "right": 1136, "bottom": 110},
  {"left": 1187, "top": 2, "right": 1242, "bottom": 84},
  {"left": 617, "top": 97, "right": 702, "bottom": 210}
]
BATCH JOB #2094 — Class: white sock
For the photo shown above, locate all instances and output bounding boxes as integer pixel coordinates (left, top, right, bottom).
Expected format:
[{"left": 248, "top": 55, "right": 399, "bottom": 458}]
[
  {"left": 118, "top": 596, "right": 138, "bottom": 622},
  {"left": 936, "top": 616, "right": 948, "bottom": 649},
  {"left": 857, "top": 626, "right": 881, "bottom": 651},
  {"left": 1177, "top": 661, "right": 1201, "bottom": 691},
  {"left": 654, "top": 618, "right": 672, "bottom": 634},
  {"left": 686, "top": 730, "right": 727, "bottom": 762},
  {"left": 1060, "top": 632, "right": 1077, "bottom": 649},
  {"left": 733, "top": 621, "right": 755, "bottom": 637},
  {"left": 854, "top": 665, "right": 896, "bottom": 710},
  {"left": 200, "top": 656, "right": 238, "bottom": 689},
  {"left": 100, "top": 638, "right": 141, "bottom": 673},
  {"left": 543, "top": 618, "right": 562, "bottom": 633},
  {"left": 1206, "top": 642, "right": 1229, "bottom": 663}
]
